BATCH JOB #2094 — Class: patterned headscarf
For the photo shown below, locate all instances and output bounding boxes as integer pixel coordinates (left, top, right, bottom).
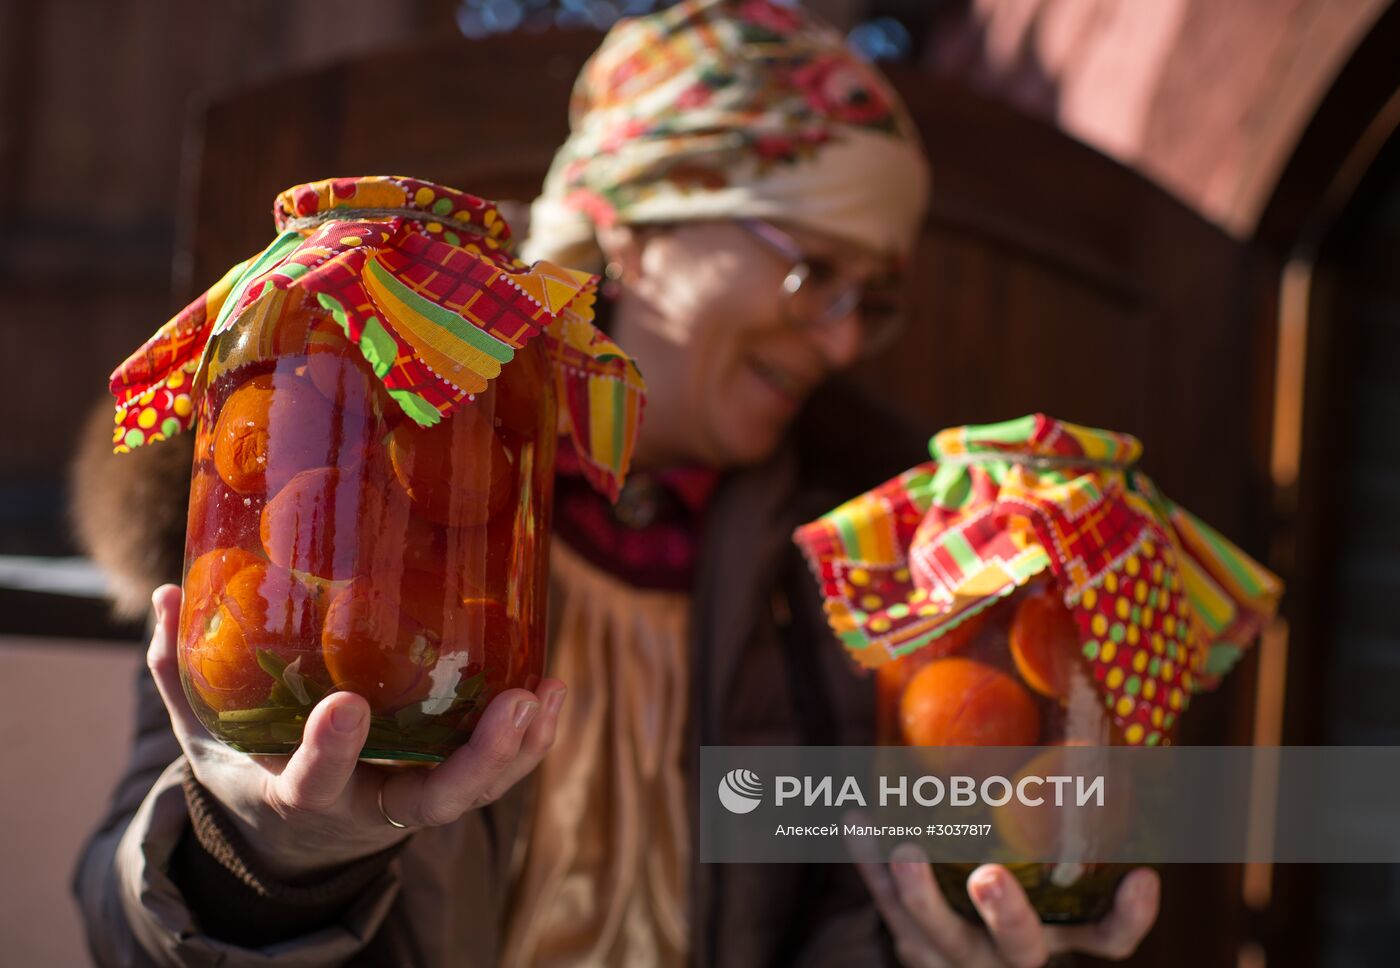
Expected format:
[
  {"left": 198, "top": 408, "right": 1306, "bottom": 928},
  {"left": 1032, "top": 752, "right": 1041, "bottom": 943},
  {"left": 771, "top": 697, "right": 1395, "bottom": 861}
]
[{"left": 522, "top": 0, "right": 931, "bottom": 271}]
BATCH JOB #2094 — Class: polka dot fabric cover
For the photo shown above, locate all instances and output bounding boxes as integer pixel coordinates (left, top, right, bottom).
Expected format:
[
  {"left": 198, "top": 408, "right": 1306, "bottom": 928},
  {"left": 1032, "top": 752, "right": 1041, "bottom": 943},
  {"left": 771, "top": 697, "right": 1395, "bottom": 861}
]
[
  {"left": 1078, "top": 534, "right": 1191, "bottom": 746},
  {"left": 793, "top": 414, "right": 1283, "bottom": 745},
  {"left": 109, "top": 176, "right": 646, "bottom": 501}
]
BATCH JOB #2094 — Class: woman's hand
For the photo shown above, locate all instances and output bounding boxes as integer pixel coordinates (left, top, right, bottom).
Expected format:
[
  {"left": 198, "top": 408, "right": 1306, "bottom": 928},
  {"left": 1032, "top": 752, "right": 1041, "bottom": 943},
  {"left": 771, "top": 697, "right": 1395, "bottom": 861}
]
[
  {"left": 858, "top": 847, "right": 1159, "bottom": 968},
  {"left": 147, "top": 584, "right": 566, "bottom": 880}
]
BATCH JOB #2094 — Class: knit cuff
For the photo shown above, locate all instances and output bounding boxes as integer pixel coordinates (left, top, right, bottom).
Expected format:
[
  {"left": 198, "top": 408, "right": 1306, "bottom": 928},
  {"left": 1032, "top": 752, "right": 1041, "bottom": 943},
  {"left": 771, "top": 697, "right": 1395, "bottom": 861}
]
[{"left": 171, "top": 762, "right": 406, "bottom": 945}]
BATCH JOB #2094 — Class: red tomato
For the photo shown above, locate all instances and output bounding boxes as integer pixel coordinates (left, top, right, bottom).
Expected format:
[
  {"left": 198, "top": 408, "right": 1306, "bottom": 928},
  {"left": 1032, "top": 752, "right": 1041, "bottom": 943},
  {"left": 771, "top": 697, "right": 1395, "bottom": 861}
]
[
  {"left": 321, "top": 579, "right": 438, "bottom": 713},
  {"left": 302, "top": 350, "right": 381, "bottom": 418},
  {"left": 490, "top": 344, "right": 549, "bottom": 438},
  {"left": 387, "top": 408, "right": 513, "bottom": 527},
  {"left": 260, "top": 467, "right": 385, "bottom": 581},
  {"left": 187, "top": 465, "right": 264, "bottom": 555},
  {"left": 398, "top": 572, "right": 516, "bottom": 694}
]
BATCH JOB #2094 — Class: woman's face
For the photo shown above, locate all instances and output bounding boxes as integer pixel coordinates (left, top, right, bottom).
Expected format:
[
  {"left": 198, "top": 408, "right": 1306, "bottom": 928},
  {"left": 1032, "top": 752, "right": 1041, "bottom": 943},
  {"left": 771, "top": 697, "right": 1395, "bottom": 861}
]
[{"left": 604, "top": 220, "right": 888, "bottom": 470}]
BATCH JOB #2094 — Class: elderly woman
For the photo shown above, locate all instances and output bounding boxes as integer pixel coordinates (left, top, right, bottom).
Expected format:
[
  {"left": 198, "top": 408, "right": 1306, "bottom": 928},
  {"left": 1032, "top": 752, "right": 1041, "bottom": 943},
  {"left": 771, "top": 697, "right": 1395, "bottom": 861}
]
[{"left": 75, "top": 2, "right": 1157, "bottom": 966}]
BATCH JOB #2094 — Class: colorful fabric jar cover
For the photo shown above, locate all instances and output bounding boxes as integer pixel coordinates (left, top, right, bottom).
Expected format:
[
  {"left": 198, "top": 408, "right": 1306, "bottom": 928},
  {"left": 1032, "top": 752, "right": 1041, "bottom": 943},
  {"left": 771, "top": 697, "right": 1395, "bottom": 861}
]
[
  {"left": 110, "top": 175, "right": 646, "bottom": 501},
  {"left": 523, "top": 0, "right": 931, "bottom": 270},
  {"left": 793, "top": 414, "right": 1284, "bottom": 746}
]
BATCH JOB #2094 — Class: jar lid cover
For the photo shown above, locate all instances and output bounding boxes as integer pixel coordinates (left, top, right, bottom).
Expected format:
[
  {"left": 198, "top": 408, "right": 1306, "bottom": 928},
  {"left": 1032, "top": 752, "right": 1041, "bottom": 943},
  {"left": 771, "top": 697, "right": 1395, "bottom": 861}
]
[
  {"left": 794, "top": 413, "right": 1283, "bottom": 745},
  {"left": 110, "top": 176, "right": 646, "bottom": 501}
]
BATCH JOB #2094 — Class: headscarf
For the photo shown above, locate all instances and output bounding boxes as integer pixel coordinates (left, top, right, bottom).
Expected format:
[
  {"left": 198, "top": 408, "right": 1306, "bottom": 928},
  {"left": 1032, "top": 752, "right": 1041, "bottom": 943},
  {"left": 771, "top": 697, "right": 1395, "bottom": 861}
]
[{"left": 521, "top": 0, "right": 932, "bottom": 271}]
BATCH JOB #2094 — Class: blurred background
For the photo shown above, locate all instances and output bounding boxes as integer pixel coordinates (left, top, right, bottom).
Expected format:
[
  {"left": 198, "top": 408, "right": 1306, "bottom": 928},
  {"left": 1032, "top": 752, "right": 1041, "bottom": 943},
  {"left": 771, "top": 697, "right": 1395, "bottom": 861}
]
[{"left": 1, "top": 0, "right": 1396, "bottom": 964}]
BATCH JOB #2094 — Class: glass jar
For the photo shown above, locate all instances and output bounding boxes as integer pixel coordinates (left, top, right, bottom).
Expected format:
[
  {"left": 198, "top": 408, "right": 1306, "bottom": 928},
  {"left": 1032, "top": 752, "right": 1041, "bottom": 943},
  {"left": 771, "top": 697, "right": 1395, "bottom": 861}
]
[
  {"left": 178, "top": 290, "right": 556, "bottom": 760},
  {"left": 795, "top": 415, "right": 1280, "bottom": 926},
  {"left": 874, "top": 576, "right": 1132, "bottom": 922}
]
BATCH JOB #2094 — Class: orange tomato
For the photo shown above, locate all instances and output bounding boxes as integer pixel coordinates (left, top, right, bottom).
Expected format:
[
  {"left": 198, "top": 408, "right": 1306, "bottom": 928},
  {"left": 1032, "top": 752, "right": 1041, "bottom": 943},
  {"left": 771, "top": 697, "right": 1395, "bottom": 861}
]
[
  {"left": 1010, "top": 586, "right": 1082, "bottom": 702},
  {"left": 184, "top": 562, "right": 329, "bottom": 711},
  {"left": 900, "top": 657, "right": 1042, "bottom": 746},
  {"left": 875, "top": 610, "right": 992, "bottom": 743},
  {"left": 212, "top": 373, "right": 344, "bottom": 495},
  {"left": 182, "top": 546, "right": 263, "bottom": 621},
  {"left": 387, "top": 407, "right": 512, "bottom": 527}
]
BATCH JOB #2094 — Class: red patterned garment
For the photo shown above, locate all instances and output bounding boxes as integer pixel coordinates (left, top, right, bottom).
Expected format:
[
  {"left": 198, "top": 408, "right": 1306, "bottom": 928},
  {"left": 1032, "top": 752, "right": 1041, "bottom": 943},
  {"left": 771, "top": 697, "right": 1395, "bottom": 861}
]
[{"left": 553, "top": 437, "right": 720, "bottom": 592}]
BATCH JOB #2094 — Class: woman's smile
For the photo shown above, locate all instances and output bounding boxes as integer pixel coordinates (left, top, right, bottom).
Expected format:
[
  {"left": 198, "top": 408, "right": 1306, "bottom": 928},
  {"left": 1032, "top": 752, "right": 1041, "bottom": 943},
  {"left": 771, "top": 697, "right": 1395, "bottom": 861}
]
[{"left": 744, "top": 355, "right": 808, "bottom": 413}]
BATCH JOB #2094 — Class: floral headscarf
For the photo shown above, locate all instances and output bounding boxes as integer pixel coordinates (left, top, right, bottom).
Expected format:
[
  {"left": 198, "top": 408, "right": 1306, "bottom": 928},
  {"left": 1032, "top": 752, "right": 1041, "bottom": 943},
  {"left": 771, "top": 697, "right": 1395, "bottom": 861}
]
[{"left": 522, "top": 0, "right": 932, "bottom": 271}]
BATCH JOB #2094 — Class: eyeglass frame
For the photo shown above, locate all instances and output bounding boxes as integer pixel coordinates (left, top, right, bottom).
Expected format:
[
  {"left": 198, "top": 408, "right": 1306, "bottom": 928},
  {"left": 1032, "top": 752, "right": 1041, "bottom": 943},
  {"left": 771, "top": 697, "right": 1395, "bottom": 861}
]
[{"left": 737, "top": 218, "right": 907, "bottom": 356}]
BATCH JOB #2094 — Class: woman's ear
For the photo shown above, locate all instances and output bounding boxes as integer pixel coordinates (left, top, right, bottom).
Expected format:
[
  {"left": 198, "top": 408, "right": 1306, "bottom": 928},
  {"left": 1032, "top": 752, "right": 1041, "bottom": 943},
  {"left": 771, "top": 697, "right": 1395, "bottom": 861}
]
[{"left": 595, "top": 223, "right": 649, "bottom": 283}]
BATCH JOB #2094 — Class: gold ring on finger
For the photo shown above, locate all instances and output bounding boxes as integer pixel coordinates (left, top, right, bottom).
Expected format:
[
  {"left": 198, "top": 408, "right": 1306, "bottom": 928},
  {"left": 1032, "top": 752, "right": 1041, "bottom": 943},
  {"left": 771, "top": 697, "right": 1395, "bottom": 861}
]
[{"left": 377, "top": 777, "right": 410, "bottom": 829}]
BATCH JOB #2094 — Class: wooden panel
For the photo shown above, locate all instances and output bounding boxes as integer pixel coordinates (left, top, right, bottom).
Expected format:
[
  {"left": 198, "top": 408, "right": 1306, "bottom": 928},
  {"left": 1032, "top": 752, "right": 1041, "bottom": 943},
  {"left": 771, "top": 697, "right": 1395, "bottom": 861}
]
[
  {"left": 867, "top": 64, "right": 1264, "bottom": 535},
  {"left": 0, "top": 0, "right": 434, "bottom": 563},
  {"left": 1251, "top": 11, "right": 1400, "bottom": 963},
  {"left": 918, "top": 0, "right": 1389, "bottom": 235},
  {"left": 181, "top": 30, "right": 599, "bottom": 294},
  {"left": 1300, "top": 136, "right": 1400, "bottom": 962}
]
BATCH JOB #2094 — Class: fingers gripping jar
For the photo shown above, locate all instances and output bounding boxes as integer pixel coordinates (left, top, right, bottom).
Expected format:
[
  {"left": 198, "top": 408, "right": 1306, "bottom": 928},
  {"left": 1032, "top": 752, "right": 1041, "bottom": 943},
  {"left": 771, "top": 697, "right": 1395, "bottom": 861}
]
[
  {"left": 110, "top": 176, "right": 645, "bottom": 761},
  {"left": 795, "top": 414, "right": 1282, "bottom": 922}
]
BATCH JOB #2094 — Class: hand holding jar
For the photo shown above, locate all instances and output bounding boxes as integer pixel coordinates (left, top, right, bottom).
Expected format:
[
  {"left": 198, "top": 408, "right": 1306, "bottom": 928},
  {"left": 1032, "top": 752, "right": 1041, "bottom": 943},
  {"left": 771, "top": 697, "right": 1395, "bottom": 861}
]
[{"left": 146, "top": 582, "right": 565, "bottom": 878}]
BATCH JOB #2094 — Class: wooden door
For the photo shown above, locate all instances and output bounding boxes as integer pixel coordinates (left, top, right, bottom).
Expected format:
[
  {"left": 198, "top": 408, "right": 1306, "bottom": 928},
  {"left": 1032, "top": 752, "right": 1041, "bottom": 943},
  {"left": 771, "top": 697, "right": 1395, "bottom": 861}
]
[
  {"left": 182, "top": 33, "right": 1273, "bottom": 967},
  {"left": 871, "top": 64, "right": 1270, "bottom": 968},
  {"left": 1251, "top": 5, "right": 1400, "bottom": 965}
]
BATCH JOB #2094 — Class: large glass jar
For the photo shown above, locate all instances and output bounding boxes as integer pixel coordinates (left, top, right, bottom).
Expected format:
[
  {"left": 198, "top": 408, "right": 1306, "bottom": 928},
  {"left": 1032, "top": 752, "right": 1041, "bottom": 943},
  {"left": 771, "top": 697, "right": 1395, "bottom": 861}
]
[
  {"left": 178, "top": 291, "right": 555, "bottom": 760},
  {"left": 794, "top": 414, "right": 1282, "bottom": 926},
  {"left": 874, "top": 577, "right": 1132, "bottom": 922},
  {"left": 110, "top": 176, "right": 644, "bottom": 763}
]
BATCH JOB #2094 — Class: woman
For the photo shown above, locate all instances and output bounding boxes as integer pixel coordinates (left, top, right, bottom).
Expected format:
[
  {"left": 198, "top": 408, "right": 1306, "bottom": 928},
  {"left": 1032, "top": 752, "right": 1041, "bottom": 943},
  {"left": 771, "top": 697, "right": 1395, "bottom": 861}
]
[{"left": 75, "top": 2, "right": 1158, "bottom": 965}]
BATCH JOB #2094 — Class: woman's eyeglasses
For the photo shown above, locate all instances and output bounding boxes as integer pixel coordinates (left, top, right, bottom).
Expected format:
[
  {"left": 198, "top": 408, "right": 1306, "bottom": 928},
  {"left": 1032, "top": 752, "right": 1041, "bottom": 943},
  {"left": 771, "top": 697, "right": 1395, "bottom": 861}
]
[{"left": 739, "top": 219, "right": 906, "bottom": 355}]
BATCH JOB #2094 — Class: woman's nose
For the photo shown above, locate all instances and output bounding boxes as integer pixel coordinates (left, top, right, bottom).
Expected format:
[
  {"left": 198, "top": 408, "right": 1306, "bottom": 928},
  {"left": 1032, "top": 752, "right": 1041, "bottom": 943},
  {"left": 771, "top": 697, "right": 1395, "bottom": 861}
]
[{"left": 807, "top": 310, "right": 864, "bottom": 369}]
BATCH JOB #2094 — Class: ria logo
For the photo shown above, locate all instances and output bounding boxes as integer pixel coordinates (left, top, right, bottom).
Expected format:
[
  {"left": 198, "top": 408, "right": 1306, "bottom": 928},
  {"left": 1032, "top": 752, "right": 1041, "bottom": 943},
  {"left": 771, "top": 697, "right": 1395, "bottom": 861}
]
[{"left": 717, "top": 769, "right": 764, "bottom": 814}]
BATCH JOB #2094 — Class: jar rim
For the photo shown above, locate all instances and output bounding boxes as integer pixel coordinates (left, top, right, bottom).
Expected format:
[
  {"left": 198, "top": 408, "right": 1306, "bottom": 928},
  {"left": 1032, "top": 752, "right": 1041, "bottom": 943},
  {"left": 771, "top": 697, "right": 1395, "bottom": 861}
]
[{"left": 273, "top": 176, "right": 512, "bottom": 247}]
